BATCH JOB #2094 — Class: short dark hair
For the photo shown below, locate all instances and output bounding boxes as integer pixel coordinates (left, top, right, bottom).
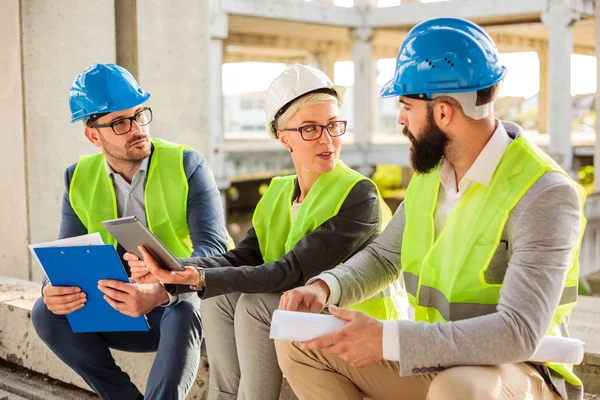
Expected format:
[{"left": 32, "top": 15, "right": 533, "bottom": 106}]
[{"left": 476, "top": 84, "right": 500, "bottom": 106}]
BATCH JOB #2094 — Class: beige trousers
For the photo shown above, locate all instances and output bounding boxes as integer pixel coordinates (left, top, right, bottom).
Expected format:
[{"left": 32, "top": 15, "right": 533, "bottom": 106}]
[{"left": 275, "top": 340, "right": 561, "bottom": 400}]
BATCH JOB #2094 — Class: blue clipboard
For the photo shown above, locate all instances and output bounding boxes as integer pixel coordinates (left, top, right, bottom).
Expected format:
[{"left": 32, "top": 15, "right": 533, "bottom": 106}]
[{"left": 34, "top": 245, "right": 149, "bottom": 333}]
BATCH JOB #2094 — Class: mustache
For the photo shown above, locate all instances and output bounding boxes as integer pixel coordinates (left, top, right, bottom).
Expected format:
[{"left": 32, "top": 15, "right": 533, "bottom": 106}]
[
  {"left": 403, "top": 126, "right": 415, "bottom": 142},
  {"left": 128, "top": 136, "right": 148, "bottom": 146}
]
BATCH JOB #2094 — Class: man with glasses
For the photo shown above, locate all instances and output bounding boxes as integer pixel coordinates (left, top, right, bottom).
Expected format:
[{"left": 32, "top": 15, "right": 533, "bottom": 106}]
[{"left": 31, "top": 63, "right": 229, "bottom": 400}]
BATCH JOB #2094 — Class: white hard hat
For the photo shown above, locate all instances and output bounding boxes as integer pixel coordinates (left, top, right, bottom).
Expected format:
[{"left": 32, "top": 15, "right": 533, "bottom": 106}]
[{"left": 264, "top": 64, "right": 345, "bottom": 139}]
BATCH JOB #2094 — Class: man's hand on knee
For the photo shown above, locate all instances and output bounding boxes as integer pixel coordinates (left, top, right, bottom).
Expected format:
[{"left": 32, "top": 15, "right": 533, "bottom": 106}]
[
  {"left": 300, "top": 305, "right": 384, "bottom": 368},
  {"left": 278, "top": 280, "right": 329, "bottom": 313},
  {"left": 43, "top": 284, "right": 87, "bottom": 315}
]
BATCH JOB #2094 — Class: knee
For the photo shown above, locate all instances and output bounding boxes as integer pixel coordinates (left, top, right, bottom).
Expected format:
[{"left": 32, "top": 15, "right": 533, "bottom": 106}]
[
  {"left": 428, "top": 367, "right": 489, "bottom": 400},
  {"left": 31, "top": 297, "right": 57, "bottom": 341},
  {"left": 274, "top": 339, "right": 302, "bottom": 377},
  {"left": 236, "top": 293, "right": 280, "bottom": 326},
  {"left": 166, "top": 297, "right": 202, "bottom": 330}
]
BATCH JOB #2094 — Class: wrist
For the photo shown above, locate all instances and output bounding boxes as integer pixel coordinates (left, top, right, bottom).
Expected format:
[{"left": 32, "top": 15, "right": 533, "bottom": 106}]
[
  {"left": 189, "top": 267, "right": 205, "bottom": 291},
  {"left": 313, "top": 279, "right": 331, "bottom": 302},
  {"left": 156, "top": 284, "right": 170, "bottom": 306}
]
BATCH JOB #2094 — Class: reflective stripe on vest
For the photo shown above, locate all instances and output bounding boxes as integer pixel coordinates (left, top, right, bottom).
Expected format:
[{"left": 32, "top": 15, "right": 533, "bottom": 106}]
[
  {"left": 69, "top": 138, "right": 194, "bottom": 257},
  {"left": 252, "top": 161, "right": 401, "bottom": 321},
  {"left": 401, "top": 136, "right": 587, "bottom": 386}
]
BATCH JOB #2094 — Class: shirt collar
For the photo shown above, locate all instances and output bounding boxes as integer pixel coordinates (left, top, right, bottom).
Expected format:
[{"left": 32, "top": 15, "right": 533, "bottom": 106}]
[
  {"left": 105, "top": 156, "right": 150, "bottom": 179},
  {"left": 439, "top": 120, "right": 513, "bottom": 193}
]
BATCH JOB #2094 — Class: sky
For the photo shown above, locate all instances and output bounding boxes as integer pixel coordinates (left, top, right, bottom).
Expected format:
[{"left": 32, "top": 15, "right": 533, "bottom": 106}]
[{"left": 222, "top": 52, "right": 597, "bottom": 98}]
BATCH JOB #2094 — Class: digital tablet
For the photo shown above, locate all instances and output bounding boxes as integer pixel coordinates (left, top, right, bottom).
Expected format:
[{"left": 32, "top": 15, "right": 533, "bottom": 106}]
[{"left": 101, "top": 216, "right": 186, "bottom": 271}]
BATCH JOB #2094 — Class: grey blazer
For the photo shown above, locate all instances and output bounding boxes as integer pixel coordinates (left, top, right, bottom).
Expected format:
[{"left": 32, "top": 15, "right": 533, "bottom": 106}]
[{"left": 320, "top": 122, "right": 584, "bottom": 400}]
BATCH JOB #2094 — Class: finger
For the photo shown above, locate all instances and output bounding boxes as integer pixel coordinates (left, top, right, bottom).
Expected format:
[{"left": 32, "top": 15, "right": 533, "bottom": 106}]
[
  {"left": 129, "top": 266, "right": 149, "bottom": 275},
  {"left": 308, "top": 298, "right": 324, "bottom": 314},
  {"left": 44, "top": 292, "right": 86, "bottom": 305},
  {"left": 103, "top": 295, "right": 125, "bottom": 311},
  {"left": 44, "top": 286, "right": 81, "bottom": 296},
  {"left": 49, "top": 299, "right": 87, "bottom": 315},
  {"left": 328, "top": 305, "right": 357, "bottom": 321},
  {"left": 301, "top": 331, "right": 338, "bottom": 351},
  {"left": 285, "top": 294, "right": 302, "bottom": 312},
  {"left": 123, "top": 252, "right": 140, "bottom": 261},
  {"left": 98, "top": 285, "right": 130, "bottom": 302},
  {"left": 98, "top": 279, "right": 134, "bottom": 294},
  {"left": 138, "top": 246, "right": 174, "bottom": 282},
  {"left": 278, "top": 293, "right": 289, "bottom": 310},
  {"left": 127, "top": 260, "right": 147, "bottom": 269}
]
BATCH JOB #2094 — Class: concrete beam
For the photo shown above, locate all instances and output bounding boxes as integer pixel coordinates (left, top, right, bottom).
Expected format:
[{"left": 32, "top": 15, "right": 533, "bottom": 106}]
[
  {"left": 222, "top": 0, "right": 361, "bottom": 27},
  {"left": 542, "top": 1, "right": 580, "bottom": 172},
  {"left": 0, "top": 1, "right": 30, "bottom": 280},
  {"left": 366, "top": 0, "right": 548, "bottom": 28},
  {"left": 20, "top": 0, "right": 116, "bottom": 282}
]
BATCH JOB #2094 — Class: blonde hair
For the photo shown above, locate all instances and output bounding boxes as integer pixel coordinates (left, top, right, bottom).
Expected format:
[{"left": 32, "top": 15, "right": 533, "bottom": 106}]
[{"left": 274, "top": 92, "right": 339, "bottom": 133}]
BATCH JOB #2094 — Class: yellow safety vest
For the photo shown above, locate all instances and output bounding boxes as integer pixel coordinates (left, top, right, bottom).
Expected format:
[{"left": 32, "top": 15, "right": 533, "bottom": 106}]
[
  {"left": 401, "top": 136, "right": 587, "bottom": 385},
  {"left": 253, "top": 160, "right": 401, "bottom": 320},
  {"left": 69, "top": 138, "right": 194, "bottom": 257}
]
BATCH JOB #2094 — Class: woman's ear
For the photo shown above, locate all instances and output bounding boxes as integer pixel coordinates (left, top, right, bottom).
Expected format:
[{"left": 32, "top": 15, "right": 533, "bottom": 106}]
[{"left": 278, "top": 131, "right": 291, "bottom": 151}]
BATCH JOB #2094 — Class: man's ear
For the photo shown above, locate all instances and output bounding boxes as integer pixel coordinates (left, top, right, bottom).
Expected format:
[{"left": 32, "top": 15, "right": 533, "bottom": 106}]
[
  {"left": 84, "top": 127, "right": 102, "bottom": 148},
  {"left": 433, "top": 101, "right": 454, "bottom": 128}
]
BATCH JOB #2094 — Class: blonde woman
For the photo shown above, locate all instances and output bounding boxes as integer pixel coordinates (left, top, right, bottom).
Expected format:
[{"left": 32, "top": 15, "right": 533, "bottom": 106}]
[{"left": 126, "top": 64, "right": 400, "bottom": 400}]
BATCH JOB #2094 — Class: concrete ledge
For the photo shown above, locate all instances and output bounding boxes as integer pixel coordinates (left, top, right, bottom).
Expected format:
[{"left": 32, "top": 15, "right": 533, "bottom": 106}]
[
  {"left": 0, "top": 277, "right": 209, "bottom": 398},
  {"left": 572, "top": 296, "right": 600, "bottom": 394},
  {"left": 1, "top": 276, "right": 598, "bottom": 397}
]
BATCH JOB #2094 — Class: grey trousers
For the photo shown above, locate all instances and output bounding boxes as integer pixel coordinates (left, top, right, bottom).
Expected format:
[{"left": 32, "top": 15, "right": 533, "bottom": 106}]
[{"left": 201, "top": 292, "right": 282, "bottom": 400}]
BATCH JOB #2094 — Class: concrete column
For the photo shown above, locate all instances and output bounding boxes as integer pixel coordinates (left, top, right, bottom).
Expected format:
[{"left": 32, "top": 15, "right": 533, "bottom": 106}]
[
  {"left": 0, "top": 1, "right": 29, "bottom": 280},
  {"left": 124, "top": 1, "right": 213, "bottom": 158},
  {"left": 595, "top": 0, "right": 600, "bottom": 193},
  {"left": 312, "top": 52, "right": 337, "bottom": 81},
  {"left": 351, "top": 26, "right": 377, "bottom": 175},
  {"left": 209, "top": 1, "right": 229, "bottom": 193},
  {"left": 20, "top": 0, "right": 116, "bottom": 282},
  {"left": 537, "top": 45, "right": 549, "bottom": 134},
  {"left": 541, "top": 1, "right": 579, "bottom": 173}
]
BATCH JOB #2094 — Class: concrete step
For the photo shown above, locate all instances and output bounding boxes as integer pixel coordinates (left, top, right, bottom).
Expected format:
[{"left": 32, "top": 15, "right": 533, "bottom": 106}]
[{"left": 0, "top": 276, "right": 598, "bottom": 398}]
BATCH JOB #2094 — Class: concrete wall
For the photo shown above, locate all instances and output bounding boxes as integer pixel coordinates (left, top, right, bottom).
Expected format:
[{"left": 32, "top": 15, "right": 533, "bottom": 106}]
[
  {"left": 134, "top": 0, "right": 213, "bottom": 158},
  {"left": 20, "top": 0, "right": 116, "bottom": 282},
  {"left": 0, "top": 1, "right": 29, "bottom": 280}
]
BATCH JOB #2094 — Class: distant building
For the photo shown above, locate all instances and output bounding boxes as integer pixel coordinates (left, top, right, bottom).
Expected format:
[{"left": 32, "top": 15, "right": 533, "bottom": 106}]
[{"left": 224, "top": 85, "right": 403, "bottom": 135}]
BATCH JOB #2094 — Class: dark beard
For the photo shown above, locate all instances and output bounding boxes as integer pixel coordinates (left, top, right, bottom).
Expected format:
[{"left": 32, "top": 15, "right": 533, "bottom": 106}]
[{"left": 403, "top": 110, "right": 448, "bottom": 174}]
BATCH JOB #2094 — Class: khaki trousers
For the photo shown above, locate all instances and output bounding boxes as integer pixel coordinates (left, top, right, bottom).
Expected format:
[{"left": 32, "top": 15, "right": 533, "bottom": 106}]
[{"left": 275, "top": 340, "right": 561, "bottom": 400}]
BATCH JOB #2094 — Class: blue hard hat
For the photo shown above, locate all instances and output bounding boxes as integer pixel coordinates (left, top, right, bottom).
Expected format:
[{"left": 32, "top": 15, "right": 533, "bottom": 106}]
[
  {"left": 380, "top": 17, "right": 507, "bottom": 99},
  {"left": 69, "top": 63, "right": 151, "bottom": 123}
]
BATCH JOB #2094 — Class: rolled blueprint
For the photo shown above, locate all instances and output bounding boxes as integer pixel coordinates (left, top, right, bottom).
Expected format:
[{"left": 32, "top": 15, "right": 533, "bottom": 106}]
[
  {"left": 529, "top": 336, "right": 585, "bottom": 365},
  {"left": 270, "top": 310, "right": 585, "bottom": 365}
]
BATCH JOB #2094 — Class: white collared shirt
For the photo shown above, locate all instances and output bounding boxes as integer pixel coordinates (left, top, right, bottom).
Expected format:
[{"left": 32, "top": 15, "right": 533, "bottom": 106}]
[
  {"left": 434, "top": 121, "right": 513, "bottom": 237},
  {"left": 313, "top": 121, "right": 515, "bottom": 361}
]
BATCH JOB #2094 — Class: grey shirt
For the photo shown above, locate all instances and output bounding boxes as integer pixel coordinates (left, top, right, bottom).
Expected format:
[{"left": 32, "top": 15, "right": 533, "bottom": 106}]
[
  {"left": 105, "top": 157, "right": 149, "bottom": 225},
  {"left": 316, "top": 124, "right": 584, "bottom": 400}
]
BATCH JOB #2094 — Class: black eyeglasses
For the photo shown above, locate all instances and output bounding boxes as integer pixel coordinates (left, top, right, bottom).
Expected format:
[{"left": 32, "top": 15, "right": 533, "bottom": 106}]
[
  {"left": 281, "top": 120, "right": 347, "bottom": 141},
  {"left": 91, "top": 107, "right": 153, "bottom": 136}
]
